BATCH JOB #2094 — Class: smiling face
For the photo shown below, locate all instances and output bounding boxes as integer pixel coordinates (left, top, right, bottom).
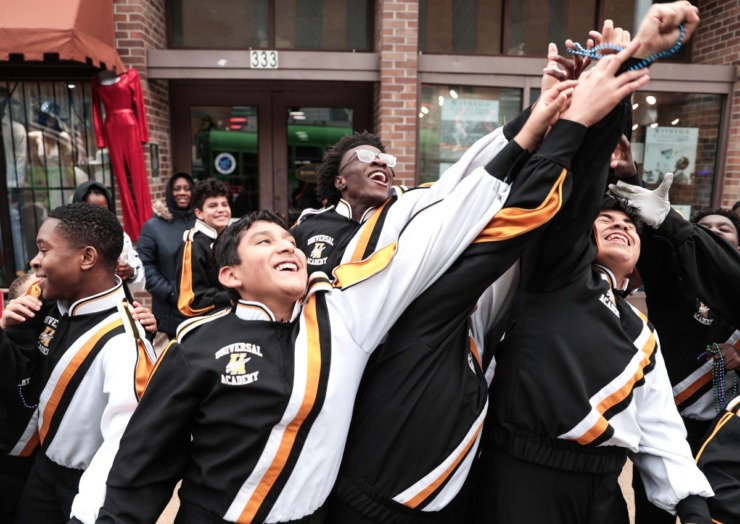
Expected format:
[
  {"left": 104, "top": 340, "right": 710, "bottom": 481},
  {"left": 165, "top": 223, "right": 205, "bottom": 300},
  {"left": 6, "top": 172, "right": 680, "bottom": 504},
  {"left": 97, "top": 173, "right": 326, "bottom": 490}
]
[
  {"left": 31, "top": 218, "right": 86, "bottom": 302},
  {"left": 335, "top": 145, "right": 395, "bottom": 219},
  {"left": 593, "top": 209, "right": 641, "bottom": 284},
  {"left": 698, "top": 214, "right": 739, "bottom": 249},
  {"left": 171, "top": 176, "right": 193, "bottom": 210},
  {"left": 219, "top": 220, "right": 307, "bottom": 320},
  {"left": 195, "top": 195, "right": 232, "bottom": 233}
]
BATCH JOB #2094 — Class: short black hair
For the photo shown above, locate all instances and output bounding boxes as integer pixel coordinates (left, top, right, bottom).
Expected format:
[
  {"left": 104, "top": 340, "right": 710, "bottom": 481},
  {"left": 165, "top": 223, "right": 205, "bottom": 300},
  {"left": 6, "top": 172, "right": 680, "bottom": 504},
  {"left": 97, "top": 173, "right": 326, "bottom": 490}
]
[
  {"left": 48, "top": 203, "right": 123, "bottom": 272},
  {"left": 691, "top": 208, "right": 740, "bottom": 239},
  {"left": 732, "top": 201, "right": 740, "bottom": 212},
  {"left": 600, "top": 195, "right": 644, "bottom": 233},
  {"left": 8, "top": 272, "right": 35, "bottom": 300},
  {"left": 315, "top": 131, "right": 386, "bottom": 206},
  {"left": 193, "top": 178, "right": 229, "bottom": 210},
  {"left": 214, "top": 210, "right": 287, "bottom": 302}
]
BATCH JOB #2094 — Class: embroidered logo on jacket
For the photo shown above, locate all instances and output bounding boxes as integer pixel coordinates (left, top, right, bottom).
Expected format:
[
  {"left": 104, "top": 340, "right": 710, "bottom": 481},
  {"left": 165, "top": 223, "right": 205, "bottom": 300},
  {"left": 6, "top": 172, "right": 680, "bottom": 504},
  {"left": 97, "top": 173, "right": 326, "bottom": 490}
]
[
  {"left": 215, "top": 342, "right": 262, "bottom": 386},
  {"left": 306, "top": 234, "right": 334, "bottom": 266},
  {"left": 598, "top": 289, "right": 620, "bottom": 318},
  {"left": 693, "top": 300, "right": 714, "bottom": 326},
  {"left": 37, "top": 316, "right": 59, "bottom": 355}
]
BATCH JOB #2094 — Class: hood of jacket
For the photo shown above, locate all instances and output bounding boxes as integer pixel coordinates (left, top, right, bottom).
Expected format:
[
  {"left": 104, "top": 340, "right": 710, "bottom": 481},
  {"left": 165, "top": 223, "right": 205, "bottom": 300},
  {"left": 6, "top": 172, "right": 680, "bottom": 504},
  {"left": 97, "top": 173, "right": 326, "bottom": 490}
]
[
  {"left": 163, "top": 172, "right": 196, "bottom": 222},
  {"left": 72, "top": 180, "right": 113, "bottom": 211}
]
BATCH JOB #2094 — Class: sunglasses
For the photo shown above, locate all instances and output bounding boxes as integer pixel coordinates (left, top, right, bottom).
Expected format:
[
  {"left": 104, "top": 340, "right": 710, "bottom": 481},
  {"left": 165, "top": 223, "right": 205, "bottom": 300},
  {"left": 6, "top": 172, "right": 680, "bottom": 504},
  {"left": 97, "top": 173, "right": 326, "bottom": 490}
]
[{"left": 338, "top": 149, "right": 397, "bottom": 174}]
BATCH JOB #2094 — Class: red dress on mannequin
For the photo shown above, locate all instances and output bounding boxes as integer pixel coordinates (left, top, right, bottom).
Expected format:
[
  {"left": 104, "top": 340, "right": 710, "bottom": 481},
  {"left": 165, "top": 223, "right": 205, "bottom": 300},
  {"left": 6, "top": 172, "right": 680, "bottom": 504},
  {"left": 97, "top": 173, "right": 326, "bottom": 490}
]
[{"left": 92, "top": 68, "right": 152, "bottom": 241}]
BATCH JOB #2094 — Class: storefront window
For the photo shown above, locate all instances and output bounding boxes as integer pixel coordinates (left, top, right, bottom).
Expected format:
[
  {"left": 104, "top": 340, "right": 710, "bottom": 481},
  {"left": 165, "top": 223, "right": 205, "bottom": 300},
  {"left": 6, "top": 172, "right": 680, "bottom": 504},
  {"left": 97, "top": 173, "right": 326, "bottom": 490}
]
[
  {"left": 631, "top": 91, "right": 724, "bottom": 216},
  {"left": 418, "top": 84, "right": 522, "bottom": 183},
  {"left": 0, "top": 80, "right": 112, "bottom": 286},
  {"left": 419, "top": 0, "right": 503, "bottom": 55},
  {"left": 190, "top": 106, "right": 259, "bottom": 218},
  {"left": 171, "top": 0, "right": 370, "bottom": 51}
]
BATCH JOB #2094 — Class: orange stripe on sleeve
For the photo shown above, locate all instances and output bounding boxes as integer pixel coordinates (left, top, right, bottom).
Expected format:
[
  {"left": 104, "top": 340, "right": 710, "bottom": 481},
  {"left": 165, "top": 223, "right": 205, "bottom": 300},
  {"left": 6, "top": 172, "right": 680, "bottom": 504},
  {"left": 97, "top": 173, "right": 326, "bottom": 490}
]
[
  {"left": 404, "top": 425, "right": 482, "bottom": 509},
  {"left": 473, "top": 168, "right": 567, "bottom": 244},
  {"left": 177, "top": 238, "right": 215, "bottom": 317},
  {"left": 574, "top": 332, "right": 656, "bottom": 445},
  {"left": 237, "top": 296, "right": 323, "bottom": 523},
  {"left": 19, "top": 430, "right": 39, "bottom": 457},
  {"left": 674, "top": 371, "right": 712, "bottom": 407},
  {"left": 39, "top": 319, "right": 123, "bottom": 444},
  {"left": 469, "top": 336, "right": 482, "bottom": 369}
]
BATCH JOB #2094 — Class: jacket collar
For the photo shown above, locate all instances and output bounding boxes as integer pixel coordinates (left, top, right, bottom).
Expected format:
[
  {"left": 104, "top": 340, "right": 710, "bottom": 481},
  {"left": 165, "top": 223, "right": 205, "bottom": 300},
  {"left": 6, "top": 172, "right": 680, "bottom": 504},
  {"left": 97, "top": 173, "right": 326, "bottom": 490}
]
[
  {"left": 194, "top": 219, "right": 219, "bottom": 240},
  {"left": 234, "top": 300, "right": 301, "bottom": 322},
  {"left": 57, "top": 276, "right": 126, "bottom": 317},
  {"left": 593, "top": 264, "right": 629, "bottom": 292}
]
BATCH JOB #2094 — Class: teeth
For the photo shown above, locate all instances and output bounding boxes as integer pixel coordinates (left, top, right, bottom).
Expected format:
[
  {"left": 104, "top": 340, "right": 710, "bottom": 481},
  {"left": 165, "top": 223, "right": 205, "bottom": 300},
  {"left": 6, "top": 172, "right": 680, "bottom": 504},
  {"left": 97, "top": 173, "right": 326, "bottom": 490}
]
[
  {"left": 369, "top": 172, "right": 387, "bottom": 183},
  {"left": 277, "top": 263, "right": 297, "bottom": 272}
]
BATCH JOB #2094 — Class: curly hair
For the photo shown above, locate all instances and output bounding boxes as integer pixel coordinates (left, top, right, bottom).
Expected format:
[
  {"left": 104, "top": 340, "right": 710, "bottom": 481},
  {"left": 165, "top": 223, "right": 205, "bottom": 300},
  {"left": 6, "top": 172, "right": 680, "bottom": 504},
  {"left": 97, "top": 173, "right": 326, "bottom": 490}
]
[
  {"left": 600, "top": 195, "right": 644, "bottom": 234},
  {"left": 48, "top": 203, "right": 123, "bottom": 272},
  {"left": 315, "top": 131, "right": 386, "bottom": 206},
  {"left": 193, "top": 178, "right": 229, "bottom": 210},
  {"left": 691, "top": 208, "right": 740, "bottom": 240}
]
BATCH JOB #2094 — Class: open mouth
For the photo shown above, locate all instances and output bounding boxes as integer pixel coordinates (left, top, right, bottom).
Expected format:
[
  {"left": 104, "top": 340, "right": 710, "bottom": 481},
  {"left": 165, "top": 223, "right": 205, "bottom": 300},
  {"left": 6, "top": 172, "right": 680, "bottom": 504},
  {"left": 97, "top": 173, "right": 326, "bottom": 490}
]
[
  {"left": 276, "top": 262, "right": 299, "bottom": 272},
  {"left": 605, "top": 232, "right": 630, "bottom": 246},
  {"left": 368, "top": 171, "right": 388, "bottom": 185}
]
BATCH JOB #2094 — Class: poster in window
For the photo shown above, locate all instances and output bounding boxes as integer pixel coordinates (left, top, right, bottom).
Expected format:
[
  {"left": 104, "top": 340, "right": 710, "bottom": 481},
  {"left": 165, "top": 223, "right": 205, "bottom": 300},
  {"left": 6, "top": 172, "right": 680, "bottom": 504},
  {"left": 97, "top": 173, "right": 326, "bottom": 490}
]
[
  {"left": 643, "top": 127, "right": 699, "bottom": 185},
  {"left": 440, "top": 99, "right": 499, "bottom": 162}
]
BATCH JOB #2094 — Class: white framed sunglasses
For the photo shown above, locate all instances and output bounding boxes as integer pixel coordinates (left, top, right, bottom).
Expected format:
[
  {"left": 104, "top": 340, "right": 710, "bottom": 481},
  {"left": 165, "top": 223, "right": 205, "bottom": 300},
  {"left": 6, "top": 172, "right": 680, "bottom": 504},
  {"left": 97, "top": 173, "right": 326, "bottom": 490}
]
[{"left": 339, "top": 149, "right": 397, "bottom": 173}]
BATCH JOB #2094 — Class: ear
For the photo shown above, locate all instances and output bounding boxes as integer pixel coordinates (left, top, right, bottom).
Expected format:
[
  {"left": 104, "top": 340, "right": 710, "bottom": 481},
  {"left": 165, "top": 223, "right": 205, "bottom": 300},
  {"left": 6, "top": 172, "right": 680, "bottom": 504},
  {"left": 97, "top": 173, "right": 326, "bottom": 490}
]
[
  {"left": 80, "top": 246, "right": 98, "bottom": 271},
  {"left": 194, "top": 208, "right": 204, "bottom": 221},
  {"left": 218, "top": 265, "right": 242, "bottom": 291},
  {"left": 334, "top": 175, "right": 346, "bottom": 192}
]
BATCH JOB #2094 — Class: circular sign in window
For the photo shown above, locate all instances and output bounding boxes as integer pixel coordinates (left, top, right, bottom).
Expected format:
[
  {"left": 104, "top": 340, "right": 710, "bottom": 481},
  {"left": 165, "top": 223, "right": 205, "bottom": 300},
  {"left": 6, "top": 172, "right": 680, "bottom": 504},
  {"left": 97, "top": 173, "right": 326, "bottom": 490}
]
[{"left": 214, "top": 152, "right": 237, "bottom": 175}]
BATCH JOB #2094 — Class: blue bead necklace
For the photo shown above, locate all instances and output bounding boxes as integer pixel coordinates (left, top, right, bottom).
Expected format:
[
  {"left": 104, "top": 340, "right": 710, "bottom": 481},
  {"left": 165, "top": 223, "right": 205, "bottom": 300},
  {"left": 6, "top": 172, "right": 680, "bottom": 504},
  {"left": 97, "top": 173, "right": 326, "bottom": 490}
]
[{"left": 567, "top": 24, "right": 685, "bottom": 71}]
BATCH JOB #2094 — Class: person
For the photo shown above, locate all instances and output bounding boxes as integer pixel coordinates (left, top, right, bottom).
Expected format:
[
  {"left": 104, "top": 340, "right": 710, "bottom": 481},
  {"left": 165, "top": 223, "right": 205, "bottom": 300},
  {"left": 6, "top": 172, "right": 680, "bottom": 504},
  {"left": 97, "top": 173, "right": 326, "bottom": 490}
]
[
  {"left": 72, "top": 181, "right": 146, "bottom": 296},
  {"left": 94, "top": 85, "right": 579, "bottom": 523},
  {"left": 732, "top": 200, "right": 740, "bottom": 218},
  {"left": 176, "top": 177, "right": 233, "bottom": 317},
  {"left": 292, "top": 131, "right": 406, "bottom": 276},
  {"left": 0, "top": 202, "right": 157, "bottom": 523},
  {"left": 475, "top": 4, "right": 715, "bottom": 523},
  {"left": 694, "top": 394, "right": 740, "bottom": 522},
  {"left": 137, "top": 172, "right": 196, "bottom": 340}
]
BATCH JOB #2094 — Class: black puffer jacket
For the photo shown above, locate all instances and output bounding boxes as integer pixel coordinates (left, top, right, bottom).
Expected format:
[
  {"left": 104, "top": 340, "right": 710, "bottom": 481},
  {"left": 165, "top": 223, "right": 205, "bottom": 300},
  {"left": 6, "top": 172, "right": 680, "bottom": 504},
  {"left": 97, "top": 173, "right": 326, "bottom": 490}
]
[{"left": 137, "top": 174, "right": 196, "bottom": 337}]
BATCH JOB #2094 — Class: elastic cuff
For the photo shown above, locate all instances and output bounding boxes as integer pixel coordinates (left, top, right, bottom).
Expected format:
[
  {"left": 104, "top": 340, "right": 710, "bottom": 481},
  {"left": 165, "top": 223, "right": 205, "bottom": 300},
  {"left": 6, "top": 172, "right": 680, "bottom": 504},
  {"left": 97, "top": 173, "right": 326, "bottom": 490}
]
[{"left": 676, "top": 495, "right": 711, "bottom": 524}]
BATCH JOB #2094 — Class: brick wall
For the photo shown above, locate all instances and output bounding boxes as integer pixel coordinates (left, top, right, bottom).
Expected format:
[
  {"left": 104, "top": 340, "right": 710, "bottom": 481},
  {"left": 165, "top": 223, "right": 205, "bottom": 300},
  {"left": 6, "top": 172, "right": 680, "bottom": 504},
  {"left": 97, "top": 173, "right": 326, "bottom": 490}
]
[
  {"left": 694, "top": 0, "right": 740, "bottom": 208},
  {"left": 375, "top": 0, "right": 419, "bottom": 188},
  {"left": 113, "top": 0, "right": 170, "bottom": 306}
]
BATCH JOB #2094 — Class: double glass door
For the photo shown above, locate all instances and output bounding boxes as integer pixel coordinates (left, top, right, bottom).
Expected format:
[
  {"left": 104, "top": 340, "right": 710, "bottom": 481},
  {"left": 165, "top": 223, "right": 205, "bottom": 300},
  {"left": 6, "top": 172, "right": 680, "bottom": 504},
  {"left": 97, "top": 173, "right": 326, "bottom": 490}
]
[{"left": 171, "top": 81, "right": 372, "bottom": 223}]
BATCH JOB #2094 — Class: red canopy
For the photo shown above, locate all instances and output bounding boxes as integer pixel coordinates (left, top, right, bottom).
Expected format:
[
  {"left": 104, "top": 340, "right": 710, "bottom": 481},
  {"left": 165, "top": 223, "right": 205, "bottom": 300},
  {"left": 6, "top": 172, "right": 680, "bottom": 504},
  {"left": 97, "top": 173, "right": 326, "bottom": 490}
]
[{"left": 0, "top": 0, "right": 125, "bottom": 72}]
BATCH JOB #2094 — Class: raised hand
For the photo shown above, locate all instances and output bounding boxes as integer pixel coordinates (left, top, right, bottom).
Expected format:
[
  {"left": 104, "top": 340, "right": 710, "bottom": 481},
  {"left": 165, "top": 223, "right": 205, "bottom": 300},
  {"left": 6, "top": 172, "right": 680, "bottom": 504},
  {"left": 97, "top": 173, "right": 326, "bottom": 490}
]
[
  {"left": 515, "top": 80, "right": 577, "bottom": 151},
  {"left": 0, "top": 295, "right": 42, "bottom": 329},
  {"left": 633, "top": 1, "right": 700, "bottom": 59},
  {"left": 608, "top": 173, "right": 674, "bottom": 228},
  {"left": 611, "top": 135, "right": 638, "bottom": 179},
  {"left": 560, "top": 39, "right": 650, "bottom": 127}
]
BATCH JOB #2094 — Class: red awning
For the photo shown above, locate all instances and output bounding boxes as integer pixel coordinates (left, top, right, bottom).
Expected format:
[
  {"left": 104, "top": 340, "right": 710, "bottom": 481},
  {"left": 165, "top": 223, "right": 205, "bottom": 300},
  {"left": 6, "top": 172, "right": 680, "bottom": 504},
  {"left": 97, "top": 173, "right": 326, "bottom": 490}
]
[{"left": 0, "top": 0, "right": 125, "bottom": 72}]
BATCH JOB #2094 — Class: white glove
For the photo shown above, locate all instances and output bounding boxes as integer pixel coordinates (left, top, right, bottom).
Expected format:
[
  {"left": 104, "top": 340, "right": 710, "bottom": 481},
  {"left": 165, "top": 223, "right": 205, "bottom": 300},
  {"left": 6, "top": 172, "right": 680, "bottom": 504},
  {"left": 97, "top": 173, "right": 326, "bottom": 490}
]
[{"left": 607, "top": 173, "right": 673, "bottom": 228}]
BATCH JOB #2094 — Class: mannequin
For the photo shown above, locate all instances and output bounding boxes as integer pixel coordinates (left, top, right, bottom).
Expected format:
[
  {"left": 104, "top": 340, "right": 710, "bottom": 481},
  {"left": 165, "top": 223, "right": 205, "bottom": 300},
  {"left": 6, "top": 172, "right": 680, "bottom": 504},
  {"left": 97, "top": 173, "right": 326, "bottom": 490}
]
[
  {"left": 1, "top": 94, "right": 29, "bottom": 272},
  {"left": 92, "top": 68, "right": 152, "bottom": 241}
]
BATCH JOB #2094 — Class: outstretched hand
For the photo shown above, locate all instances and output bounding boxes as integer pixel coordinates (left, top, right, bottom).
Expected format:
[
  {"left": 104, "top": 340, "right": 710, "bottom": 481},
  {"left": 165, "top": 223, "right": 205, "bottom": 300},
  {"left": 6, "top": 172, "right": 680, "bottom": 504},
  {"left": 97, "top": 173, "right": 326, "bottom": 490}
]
[
  {"left": 608, "top": 173, "right": 674, "bottom": 228},
  {"left": 560, "top": 39, "right": 650, "bottom": 127},
  {"left": 515, "top": 80, "right": 577, "bottom": 151},
  {"left": 611, "top": 135, "right": 638, "bottom": 179}
]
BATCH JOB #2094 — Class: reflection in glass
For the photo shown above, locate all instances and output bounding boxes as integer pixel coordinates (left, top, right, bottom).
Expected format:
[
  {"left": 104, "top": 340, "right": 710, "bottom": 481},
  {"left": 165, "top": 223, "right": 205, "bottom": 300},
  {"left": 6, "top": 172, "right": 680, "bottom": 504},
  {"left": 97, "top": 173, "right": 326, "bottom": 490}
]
[
  {"left": 190, "top": 106, "right": 259, "bottom": 218},
  {"left": 420, "top": 0, "right": 502, "bottom": 55},
  {"left": 0, "top": 80, "right": 110, "bottom": 285},
  {"left": 631, "top": 91, "right": 723, "bottom": 215},
  {"left": 418, "top": 84, "right": 521, "bottom": 183},
  {"left": 286, "top": 107, "right": 354, "bottom": 223},
  {"left": 275, "top": 0, "right": 370, "bottom": 51},
  {"left": 171, "top": 0, "right": 268, "bottom": 48}
]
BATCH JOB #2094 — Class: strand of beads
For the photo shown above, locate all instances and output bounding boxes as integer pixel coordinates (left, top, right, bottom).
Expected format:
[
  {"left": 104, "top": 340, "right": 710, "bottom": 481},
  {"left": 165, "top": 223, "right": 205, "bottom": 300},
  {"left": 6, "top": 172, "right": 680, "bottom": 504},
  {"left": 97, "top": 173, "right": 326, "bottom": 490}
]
[
  {"left": 702, "top": 343, "right": 738, "bottom": 412},
  {"left": 17, "top": 384, "right": 38, "bottom": 409},
  {"left": 566, "top": 24, "right": 685, "bottom": 71}
]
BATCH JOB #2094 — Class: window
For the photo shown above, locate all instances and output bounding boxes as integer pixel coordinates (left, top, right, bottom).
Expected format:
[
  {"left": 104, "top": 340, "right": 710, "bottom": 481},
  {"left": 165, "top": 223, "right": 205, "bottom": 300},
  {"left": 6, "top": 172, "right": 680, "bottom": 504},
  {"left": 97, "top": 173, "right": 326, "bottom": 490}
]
[
  {"left": 171, "top": 0, "right": 371, "bottom": 51},
  {"left": 0, "top": 80, "right": 112, "bottom": 285},
  {"left": 418, "top": 84, "right": 522, "bottom": 183}
]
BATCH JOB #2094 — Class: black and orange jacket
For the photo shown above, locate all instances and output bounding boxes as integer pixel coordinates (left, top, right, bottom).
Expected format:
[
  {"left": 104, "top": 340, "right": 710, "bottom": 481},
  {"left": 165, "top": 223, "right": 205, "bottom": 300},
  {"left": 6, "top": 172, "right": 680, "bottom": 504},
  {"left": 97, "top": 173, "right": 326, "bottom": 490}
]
[
  {"left": 96, "top": 123, "right": 540, "bottom": 524},
  {"left": 696, "top": 395, "right": 740, "bottom": 523},
  {"left": 638, "top": 210, "right": 738, "bottom": 427},
  {"left": 485, "top": 98, "right": 714, "bottom": 518},
  {"left": 0, "top": 280, "right": 156, "bottom": 523},
  {"left": 332, "top": 126, "right": 574, "bottom": 521},
  {"left": 176, "top": 219, "right": 232, "bottom": 317}
]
